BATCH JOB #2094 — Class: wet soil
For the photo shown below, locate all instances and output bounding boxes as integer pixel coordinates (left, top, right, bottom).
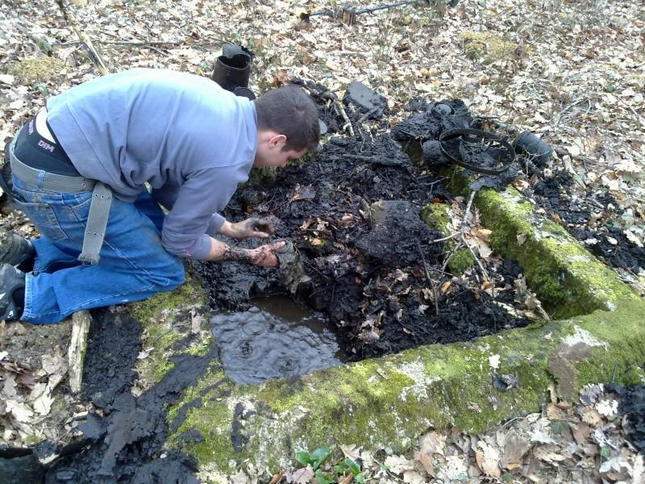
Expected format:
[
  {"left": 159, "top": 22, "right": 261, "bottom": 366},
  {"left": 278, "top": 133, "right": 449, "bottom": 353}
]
[
  {"left": 211, "top": 298, "right": 342, "bottom": 384},
  {"left": 42, "top": 308, "right": 214, "bottom": 483},
  {"left": 529, "top": 171, "right": 644, "bottom": 276},
  {"left": 608, "top": 384, "right": 645, "bottom": 453},
  {"left": 195, "top": 96, "right": 530, "bottom": 361}
]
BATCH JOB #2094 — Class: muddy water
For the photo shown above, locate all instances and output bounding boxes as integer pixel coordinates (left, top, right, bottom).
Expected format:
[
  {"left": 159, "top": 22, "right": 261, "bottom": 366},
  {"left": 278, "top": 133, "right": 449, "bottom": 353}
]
[{"left": 211, "top": 296, "right": 344, "bottom": 384}]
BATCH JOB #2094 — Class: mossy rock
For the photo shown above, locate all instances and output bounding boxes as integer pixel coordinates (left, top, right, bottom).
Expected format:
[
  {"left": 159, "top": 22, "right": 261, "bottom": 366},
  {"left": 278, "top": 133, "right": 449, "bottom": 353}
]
[
  {"left": 461, "top": 31, "right": 518, "bottom": 64},
  {"left": 475, "top": 187, "right": 637, "bottom": 317},
  {"left": 165, "top": 298, "right": 645, "bottom": 477}
]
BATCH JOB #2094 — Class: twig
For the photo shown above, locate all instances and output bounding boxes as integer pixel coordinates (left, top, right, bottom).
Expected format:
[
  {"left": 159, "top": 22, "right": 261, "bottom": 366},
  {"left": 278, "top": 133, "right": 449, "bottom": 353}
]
[
  {"left": 460, "top": 234, "right": 490, "bottom": 281},
  {"left": 68, "top": 311, "right": 91, "bottom": 394},
  {"left": 554, "top": 97, "right": 590, "bottom": 127},
  {"left": 343, "top": 154, "right": 379, "bottom": 162},
  {"left": 55, "top": 39, "right": 225, "bottom": 49},
  {"left": 615, "top": 96, "right": 645, "bottom": 127},
  {"left": 335, "top": 100, "right": 355, "bottom": 136},
  {"left": 429, "top": 231, "right": 460, "bottom": 244},
  {"left": 356, "top": 106, "right": 380, "bottom": 124},
  {"left": 440, "top": 240, "right": 463, "bottom": 274},
  {"left": 55, "top": 0, "right": 109, "bottom": 75},
  {"left": 417, "top": 241, "right": 439, "bottom": 315},
  {"left": 462, "top": 190, "right": 476, "bottom": 229}
]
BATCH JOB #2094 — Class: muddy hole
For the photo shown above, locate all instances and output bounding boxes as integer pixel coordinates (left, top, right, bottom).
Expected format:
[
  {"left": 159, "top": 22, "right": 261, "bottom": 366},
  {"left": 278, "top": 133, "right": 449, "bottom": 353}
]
[
  {"left": 195, "top": 89, "right": 535, "bottom": 374},
  {"left": 211, "top": 296, "right": 344, "bottom": 384}
]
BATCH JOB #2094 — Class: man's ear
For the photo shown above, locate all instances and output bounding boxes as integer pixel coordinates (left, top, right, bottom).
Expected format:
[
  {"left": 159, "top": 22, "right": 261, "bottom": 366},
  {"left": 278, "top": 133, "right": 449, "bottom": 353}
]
[{"left": 269, "top": 133, "right": 287, "bottom": 149}]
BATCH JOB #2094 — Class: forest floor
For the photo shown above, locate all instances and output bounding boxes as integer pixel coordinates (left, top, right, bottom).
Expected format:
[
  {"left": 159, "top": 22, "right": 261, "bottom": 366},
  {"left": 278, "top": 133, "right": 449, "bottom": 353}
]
[{"left": 0, "top": 0, "right": 643, "bottom": 482}]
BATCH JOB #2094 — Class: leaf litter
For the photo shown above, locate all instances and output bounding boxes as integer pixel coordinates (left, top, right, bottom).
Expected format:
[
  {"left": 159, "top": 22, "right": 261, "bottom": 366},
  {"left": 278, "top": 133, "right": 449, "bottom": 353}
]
[{"left": 0, "top": 0, "right": 643, "bottom": 481}]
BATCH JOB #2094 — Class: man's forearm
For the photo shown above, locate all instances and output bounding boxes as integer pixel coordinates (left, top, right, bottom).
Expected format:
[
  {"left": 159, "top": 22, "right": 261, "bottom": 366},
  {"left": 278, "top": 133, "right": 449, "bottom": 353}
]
[{"left": 207, "top": 237, "right": 252, "bottom": 262}]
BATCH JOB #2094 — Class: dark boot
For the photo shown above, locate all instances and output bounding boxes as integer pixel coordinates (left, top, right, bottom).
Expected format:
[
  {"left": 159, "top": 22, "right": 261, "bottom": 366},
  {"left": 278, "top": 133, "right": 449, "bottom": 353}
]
[
  {"left": 0, "top": 227, "right": 35, "bottom": 269},
  {"left": 0, "top": 263, "right": 26, "bottom": 321},
  {"left": 212, "top": 43, "right": 254, "bottom": 97}
]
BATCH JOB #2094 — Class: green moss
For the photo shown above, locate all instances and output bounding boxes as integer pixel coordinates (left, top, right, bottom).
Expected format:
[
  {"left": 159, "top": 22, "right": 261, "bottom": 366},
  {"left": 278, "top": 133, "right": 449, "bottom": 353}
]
[
  {"left": 448, "top": 249, "right": 475, "bottom": 274},
  {"left": 8, "top": 56, "right": 66, "bottom": 83},
  {"left": 130, "top": 275, "right": 205, "bottom": 323},
  {"left": 421, "top": 203, "right": 451, "bottom": 231},
  {"left": 141, "top": 325, "right": 184, "bottom": 381},
  {"left": 22, "top": 434, "right": 44, "bottom": 446},
  {"left": 476, "top": 187, "right": 637, "bottom": 317},
  {"left": 166, "top": 364, "right": 236, "bottom": 469},
  {"left": 165, "top": 298, "right": 644, "bottom": 477},
  {"left": 568, "top": 299, "right": 645, "bottom": 386},
  {"left": 184, "top": 335, "right": 213, "bottom": 356},
  {"left": 129, "top": 275, "right": 208, "bottom": 384},
  {"left": 461, "top": 32, "right": 519, "bottom": 64}
]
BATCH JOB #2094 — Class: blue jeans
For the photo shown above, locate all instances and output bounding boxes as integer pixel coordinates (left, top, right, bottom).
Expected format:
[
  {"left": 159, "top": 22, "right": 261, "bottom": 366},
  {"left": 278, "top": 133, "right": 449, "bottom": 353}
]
[{"left": 11, "top": 174, "right": 185, "bottom": 324}]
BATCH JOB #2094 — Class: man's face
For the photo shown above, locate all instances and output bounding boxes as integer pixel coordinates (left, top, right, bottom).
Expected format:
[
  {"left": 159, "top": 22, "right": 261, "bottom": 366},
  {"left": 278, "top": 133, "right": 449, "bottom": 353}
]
[{"left": 254, "top": 130, "right": 308, "bottom": 168}]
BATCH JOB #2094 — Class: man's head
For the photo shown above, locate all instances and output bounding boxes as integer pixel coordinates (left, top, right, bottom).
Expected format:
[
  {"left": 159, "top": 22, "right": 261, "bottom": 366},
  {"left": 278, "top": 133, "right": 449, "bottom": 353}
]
[{"left": 253, "top": 85, "right": 320, "bottom": 168}]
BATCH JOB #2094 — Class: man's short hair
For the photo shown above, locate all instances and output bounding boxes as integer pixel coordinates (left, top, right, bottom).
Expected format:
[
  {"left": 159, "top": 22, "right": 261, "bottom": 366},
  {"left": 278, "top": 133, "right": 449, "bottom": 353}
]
[{"left": 254, "top": 85, "right": 320, "bottom": 151}]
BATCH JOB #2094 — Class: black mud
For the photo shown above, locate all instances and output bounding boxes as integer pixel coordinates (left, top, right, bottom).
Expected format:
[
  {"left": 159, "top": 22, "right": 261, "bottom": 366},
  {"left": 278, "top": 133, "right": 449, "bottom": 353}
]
[
  {"left": 530, "top": 172, "right": 644, "bottom": 275},
  {"left": 43, "top": 309, "right": 220, "bottom": 483},
  {"left": 608, "top": 384, "right": 645, "bottom": 453},
  {"left": 396, "top": 96, "right": 643, "bottom": 277},
  {"left": 195, "top": 95, "right": 530, "bottom": 360}
]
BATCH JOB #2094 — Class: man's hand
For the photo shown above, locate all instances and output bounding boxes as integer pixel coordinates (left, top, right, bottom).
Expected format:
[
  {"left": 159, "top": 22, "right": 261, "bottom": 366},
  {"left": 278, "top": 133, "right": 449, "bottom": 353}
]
[
  {"left": 219, "top": 217, "right": 277, "bottom": 240},
  {"left": 207, "top": 238, "right": 285, "bottom": 268},
  {"left": 247, "top": 241, "right": 285, "bottom": 268}
]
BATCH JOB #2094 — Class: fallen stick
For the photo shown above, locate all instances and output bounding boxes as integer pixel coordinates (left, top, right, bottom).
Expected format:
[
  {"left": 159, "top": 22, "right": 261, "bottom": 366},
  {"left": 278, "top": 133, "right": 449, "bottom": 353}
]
[
  {"left": 460, "top": 233, "right": 490, "bottom": 282},
  {"left": 553, "top": 97, "right": 590, "bottom": 127},
  {"left": 356, "top": 106, "right": 380, "bottom": 124},
  {"left": 335, "top": 100, "right": 355, "bottom": 136},
  {"left": 55, "top": 0, "right": 109, "bottom": 75},
  {"left": 462, "top": 189, "right": 476, "bottom": 229},
  {"left": 68, "top": 310, "right": 91, "bottom": 394}
]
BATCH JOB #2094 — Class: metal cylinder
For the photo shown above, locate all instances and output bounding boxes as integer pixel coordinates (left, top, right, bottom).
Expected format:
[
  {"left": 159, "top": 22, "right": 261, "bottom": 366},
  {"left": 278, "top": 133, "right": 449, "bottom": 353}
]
[{"left": 211, "top": 53, "right": 251, "bottom": 93}]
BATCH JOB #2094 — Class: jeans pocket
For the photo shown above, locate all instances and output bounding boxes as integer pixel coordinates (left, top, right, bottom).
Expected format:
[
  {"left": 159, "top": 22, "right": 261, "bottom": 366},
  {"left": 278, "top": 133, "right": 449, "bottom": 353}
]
[
  {"left": 55, "top": 193, "right": 92, "bottom": 239},
  {"left": 11, "top": 196, "right": 67, "bottom": 241}
]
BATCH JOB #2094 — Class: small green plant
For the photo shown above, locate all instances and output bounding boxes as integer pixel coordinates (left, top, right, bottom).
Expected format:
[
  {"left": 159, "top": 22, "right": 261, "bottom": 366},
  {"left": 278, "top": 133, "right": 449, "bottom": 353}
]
[
  {"left": 334, "top": 457, "right": 365, "bottom": 483},
  {"left": 296, "top": 447, "right": 331, "bottom": 470},
  {"left": 295, "top": 447, "right": 366, "bottom": 483}
]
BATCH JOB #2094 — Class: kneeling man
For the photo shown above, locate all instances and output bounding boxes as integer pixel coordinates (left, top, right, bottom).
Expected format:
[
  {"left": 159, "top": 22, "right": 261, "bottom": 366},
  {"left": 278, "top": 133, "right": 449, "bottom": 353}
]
[{"left": 0, "top": 69, "right": 320, "bottom": 324}]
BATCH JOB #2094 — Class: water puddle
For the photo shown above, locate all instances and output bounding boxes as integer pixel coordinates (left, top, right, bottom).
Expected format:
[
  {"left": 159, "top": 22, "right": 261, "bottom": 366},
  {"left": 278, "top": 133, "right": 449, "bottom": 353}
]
[{"left": 211, "top": 296, "right": 344, "bottom": 384}]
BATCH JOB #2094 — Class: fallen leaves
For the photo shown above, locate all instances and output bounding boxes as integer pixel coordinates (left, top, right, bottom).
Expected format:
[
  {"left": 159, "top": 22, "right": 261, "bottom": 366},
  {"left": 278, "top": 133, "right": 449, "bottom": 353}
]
[
  {"left": 415, "top": 431, "right": 446, "bottom": 475},
  {"left": 475, "top": 439, "right": 501, "bottom": 477},
  {"left": 0, "top": 0, "right": 643, "bottom": 478},
  {"left": 499, "top": 429, "right": 531, "bottom": 470},
  {"left": 289, "top": 183, "right": 316, "bottom": 203},
  {"left": 0, "top": 343, "right": 70, "bottom": 445},
  {"left": 272, "top": 382, "right": 641, "bottom": 483},
  {"left": 284, "top": 466, "right": 314, "bottom": 483}
]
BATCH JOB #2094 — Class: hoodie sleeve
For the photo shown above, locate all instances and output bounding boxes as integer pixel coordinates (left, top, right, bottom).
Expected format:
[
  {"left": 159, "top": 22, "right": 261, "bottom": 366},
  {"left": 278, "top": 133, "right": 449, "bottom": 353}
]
[{"left": 157, "top": 163, "right": 249, "bottom": 260}]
